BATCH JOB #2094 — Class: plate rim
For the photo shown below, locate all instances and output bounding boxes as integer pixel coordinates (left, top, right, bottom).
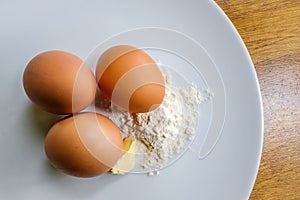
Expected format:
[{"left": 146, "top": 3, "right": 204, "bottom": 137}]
[{"left": 211, "top": 0, "right": 264, "bottom": 198}]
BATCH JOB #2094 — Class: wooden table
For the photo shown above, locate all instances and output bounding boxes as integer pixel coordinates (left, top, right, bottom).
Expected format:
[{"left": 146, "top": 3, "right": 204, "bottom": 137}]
[{"left": 214, "top": 0, "right": 300, "bottom": 199}]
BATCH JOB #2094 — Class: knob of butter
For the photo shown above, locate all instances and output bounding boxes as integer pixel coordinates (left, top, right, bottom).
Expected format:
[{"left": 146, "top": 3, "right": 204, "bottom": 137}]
[{"left": 111, "top": 138, "right": 136, "bottom": 175}]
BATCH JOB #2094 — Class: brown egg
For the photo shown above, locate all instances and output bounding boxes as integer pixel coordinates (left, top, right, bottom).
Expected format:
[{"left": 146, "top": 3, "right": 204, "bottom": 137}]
[
  {"left": 23, "top": 50, "right": 96, "bottom": 114},
  {"left": 44, "top": 112, "right": 123, "bottom": 178},
  {"left": 96, "top": 45, "right": 165, "bottom": 113}
]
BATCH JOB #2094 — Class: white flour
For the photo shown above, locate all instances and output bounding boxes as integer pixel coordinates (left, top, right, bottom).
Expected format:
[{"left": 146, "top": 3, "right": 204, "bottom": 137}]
[{"left": 113, "top": 69, "right": 202, "bottom": 169}]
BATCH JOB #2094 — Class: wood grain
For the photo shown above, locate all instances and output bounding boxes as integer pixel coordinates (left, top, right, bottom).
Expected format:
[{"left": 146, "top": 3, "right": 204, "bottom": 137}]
[{"left": 214, "top": 0, "right": 300, "bottom": 199}]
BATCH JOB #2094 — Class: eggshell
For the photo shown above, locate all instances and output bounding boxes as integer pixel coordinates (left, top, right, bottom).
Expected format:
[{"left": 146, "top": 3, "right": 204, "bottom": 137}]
[
  {"left": 23, "top": 50, "right": 96, "bottom": 114},
  {"left": 44, "top": 112, "right": 123, "bottom": 178},
  {"left": 96, "top": 45, "right": 165, "bottom": 113}
]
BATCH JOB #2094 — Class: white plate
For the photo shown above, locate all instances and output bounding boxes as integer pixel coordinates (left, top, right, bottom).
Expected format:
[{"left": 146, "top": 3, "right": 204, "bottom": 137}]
[{"left": 0, "top": 0, "right": 263, "bottom": 200}]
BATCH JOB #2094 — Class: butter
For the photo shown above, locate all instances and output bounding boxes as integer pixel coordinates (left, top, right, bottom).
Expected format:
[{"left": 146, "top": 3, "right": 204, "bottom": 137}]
[{"left": 111, "top": 138, "right": 136, "bottom": 175}]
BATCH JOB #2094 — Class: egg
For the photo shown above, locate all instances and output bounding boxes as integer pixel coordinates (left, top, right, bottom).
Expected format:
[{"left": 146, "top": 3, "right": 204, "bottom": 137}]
[
  {"left": 23, "top": 50, "right": 96, "bottom": 114},
  {"left": 96, "top": 45, "right": 165, "bottom": 113},
  {"left": 44, "top": 112, "right": 123, "bottom": 178}
]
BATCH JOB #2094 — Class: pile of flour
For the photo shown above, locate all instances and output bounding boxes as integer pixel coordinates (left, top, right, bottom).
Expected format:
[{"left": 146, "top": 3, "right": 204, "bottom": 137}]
[{"left": 113, "top": 69, "right": 202, "bottom": 169}]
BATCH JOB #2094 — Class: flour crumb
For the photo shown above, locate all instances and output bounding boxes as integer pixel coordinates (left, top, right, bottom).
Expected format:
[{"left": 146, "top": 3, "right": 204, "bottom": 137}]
[{"left": 147, "top": 171, "right": 154, "bottom": 176}]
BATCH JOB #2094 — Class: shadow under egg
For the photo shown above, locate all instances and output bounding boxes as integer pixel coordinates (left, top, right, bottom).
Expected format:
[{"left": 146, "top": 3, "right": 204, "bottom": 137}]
[
  {"left": 42, "top": 156, "right": 126, "bottom": 198},
  {"left": 28, "top": 103, "right": 64, "bottom": 135},
  {"left": 94, "top": 87, "right": 112, "bottom": 111}
]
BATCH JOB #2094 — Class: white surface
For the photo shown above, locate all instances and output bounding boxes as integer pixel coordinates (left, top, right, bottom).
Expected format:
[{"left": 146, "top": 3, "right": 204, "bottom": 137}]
[{"left": 0, "top": 0, "right": 263, "bottom": 200}]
